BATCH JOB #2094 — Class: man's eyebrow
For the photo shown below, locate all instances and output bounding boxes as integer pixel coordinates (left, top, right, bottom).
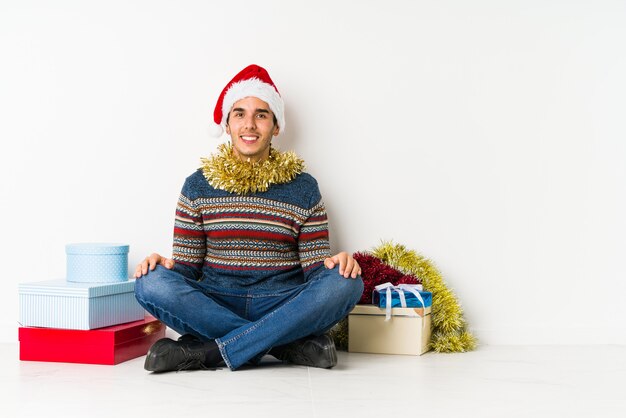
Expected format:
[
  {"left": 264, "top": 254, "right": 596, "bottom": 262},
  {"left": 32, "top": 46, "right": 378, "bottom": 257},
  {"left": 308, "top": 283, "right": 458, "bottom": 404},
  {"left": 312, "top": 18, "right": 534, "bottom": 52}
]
[{"left": 230, "top": 108, "right": 271, "bottom": 114}]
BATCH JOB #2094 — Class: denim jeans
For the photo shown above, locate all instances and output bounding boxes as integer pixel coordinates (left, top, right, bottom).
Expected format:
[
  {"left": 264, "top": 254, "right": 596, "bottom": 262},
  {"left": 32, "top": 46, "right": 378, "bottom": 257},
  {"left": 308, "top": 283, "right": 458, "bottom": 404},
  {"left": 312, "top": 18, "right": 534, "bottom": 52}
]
[{"left": 134, "top": 264, "right": 363, "bottom": 370}]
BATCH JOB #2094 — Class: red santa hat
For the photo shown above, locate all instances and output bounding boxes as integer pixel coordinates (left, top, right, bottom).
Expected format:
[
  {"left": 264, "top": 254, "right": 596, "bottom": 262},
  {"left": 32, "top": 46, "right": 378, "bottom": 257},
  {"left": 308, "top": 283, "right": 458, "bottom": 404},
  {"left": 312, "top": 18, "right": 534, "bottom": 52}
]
[{"left": 209, "top": 64, "right": 285, "bottom": 137}]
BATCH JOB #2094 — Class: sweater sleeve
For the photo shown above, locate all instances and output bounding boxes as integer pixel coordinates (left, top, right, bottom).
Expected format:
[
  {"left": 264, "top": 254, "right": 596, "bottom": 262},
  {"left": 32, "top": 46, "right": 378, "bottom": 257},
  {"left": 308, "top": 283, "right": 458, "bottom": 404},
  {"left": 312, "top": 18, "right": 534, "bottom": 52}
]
[
  {"left": 298, "top": 184, "right": 332, "bottom": 280},
  {"left": 171, "top": 181, "right": 205, "bottom": 280}
]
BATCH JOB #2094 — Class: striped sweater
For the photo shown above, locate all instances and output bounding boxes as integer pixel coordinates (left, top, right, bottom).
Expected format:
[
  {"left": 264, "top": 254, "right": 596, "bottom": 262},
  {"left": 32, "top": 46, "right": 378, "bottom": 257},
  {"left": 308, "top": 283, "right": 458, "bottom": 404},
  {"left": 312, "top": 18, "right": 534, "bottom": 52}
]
[{"left": 172, "top": 169, "right": 331, "bottom": 290}]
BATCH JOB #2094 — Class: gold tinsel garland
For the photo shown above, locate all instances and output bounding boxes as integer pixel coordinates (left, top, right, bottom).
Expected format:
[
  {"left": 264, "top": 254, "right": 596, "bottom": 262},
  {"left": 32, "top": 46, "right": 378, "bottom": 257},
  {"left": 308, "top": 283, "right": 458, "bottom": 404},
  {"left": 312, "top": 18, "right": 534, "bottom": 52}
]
[
  {"left": 330, "top": 241, "right": 477, "bottom": 353},
  {"left": 201, "top": 143, "right": 305, "bottom": 194},
  {"left": 372, "top": 241, "right": 477, "bottom": 353}
]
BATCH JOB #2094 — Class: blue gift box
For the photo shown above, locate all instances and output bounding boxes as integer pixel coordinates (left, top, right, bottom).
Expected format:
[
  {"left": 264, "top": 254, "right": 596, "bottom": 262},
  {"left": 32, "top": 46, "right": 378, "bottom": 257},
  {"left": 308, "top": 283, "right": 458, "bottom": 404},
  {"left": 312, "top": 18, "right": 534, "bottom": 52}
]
[
  {"left": 373, "top": 286, "right": 432, "bottom": 309},
  {"left": 18, "top": 279, "right": 144, "bottom": 330},
  {"left": 66, "top": 243, "right": 129, "bottom": 283}
]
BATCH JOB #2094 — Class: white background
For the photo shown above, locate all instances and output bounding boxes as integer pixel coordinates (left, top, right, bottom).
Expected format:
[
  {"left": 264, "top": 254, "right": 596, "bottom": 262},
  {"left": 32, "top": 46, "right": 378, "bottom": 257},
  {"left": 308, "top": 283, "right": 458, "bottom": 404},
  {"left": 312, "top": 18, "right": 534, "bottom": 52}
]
[{"left": 1, "top": 0, "right": 624, "bottom": 344}]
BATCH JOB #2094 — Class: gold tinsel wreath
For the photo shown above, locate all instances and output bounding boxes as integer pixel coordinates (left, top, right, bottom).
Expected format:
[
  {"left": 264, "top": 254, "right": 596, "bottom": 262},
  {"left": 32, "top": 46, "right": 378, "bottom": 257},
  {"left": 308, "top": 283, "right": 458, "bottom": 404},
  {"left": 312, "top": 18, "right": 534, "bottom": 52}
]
[
  {"left": 372, "top": 241, "right": 477, "bottom": 353},
  {"left": 330, "top": 241, "right": 477, "bottom": 353},
  {"left": 201, "top": 143, "right": 305, "bottom": 194}
]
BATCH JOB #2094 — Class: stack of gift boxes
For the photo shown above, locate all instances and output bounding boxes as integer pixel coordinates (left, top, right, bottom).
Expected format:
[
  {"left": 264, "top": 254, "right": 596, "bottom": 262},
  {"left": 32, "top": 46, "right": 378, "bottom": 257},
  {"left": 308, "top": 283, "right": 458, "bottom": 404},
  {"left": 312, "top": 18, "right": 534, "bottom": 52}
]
[
  {"left": 348, "top": 283, "right": 433, "bottom": 356},
  {"left": 18, "top": 243, "right": 165, "bottom": 365}
]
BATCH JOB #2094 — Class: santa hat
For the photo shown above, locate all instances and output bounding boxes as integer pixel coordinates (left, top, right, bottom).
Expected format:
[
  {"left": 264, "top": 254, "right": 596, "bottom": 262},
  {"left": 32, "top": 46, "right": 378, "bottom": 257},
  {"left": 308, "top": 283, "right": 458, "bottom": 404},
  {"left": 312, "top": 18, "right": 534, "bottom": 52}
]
[{"left": 209, "top": 64, "right": 285, "bottom": 137}]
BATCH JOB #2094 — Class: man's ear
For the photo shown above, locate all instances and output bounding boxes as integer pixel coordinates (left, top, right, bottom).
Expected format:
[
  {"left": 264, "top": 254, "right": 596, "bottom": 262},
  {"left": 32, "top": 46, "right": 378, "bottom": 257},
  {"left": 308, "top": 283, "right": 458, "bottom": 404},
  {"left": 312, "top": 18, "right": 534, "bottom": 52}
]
[
  {"left": 273, "top": 124, "right": 280, "bottom": 136},
  {"left": 225, "top": 124, "right": 230, "bottom": 135}
]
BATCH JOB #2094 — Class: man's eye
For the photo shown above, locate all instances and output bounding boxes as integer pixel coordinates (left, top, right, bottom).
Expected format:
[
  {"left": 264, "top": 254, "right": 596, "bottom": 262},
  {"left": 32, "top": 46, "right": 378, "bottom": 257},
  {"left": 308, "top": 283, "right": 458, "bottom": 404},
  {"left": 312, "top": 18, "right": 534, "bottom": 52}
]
[{"left": 256, "top": 114, "right": 267, "bottom": 119}]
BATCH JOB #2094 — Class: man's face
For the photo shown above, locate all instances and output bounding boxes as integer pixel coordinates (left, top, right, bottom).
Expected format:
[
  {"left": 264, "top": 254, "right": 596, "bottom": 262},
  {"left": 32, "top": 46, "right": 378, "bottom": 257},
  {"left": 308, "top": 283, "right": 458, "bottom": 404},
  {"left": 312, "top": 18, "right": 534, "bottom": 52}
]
[{"left": 225, "top": 96, "right": 279, "bottom": 163}]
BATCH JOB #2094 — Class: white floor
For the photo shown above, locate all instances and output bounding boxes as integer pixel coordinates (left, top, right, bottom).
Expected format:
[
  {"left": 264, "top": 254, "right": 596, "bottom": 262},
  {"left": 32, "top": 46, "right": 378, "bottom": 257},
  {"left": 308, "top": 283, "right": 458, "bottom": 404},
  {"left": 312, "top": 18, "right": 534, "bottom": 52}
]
[{"left": 3, "top": 340, "right": 626, "bottom": 418}]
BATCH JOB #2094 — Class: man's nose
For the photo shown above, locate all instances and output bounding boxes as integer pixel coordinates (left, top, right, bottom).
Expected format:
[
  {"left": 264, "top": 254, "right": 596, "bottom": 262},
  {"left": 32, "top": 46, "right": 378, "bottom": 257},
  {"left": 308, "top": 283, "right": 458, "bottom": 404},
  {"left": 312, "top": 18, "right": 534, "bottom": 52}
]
[{"left": 243, "top": 115, "right": 256, "bottom": 129}]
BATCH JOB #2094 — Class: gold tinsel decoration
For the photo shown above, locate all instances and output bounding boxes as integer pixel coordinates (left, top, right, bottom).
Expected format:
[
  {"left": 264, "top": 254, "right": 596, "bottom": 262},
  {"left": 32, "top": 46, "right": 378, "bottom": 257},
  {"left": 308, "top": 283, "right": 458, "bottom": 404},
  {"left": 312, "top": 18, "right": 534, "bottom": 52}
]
[
  {"left": 372, "top": 241, "right": 477, "bottom": 353},
  {"left": 330, "top": 241, "right": 477, "bottom": 353},
  {"left": 201, "top": 143, "right": 305, "bottom": 194}
]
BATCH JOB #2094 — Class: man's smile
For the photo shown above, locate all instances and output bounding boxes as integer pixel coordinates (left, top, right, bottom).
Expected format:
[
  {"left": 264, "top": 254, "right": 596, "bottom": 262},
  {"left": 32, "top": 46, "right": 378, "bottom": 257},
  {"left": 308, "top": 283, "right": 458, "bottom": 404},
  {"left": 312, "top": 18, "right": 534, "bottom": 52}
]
[{"left": 240, "top": 135, "right": 259, "bottom": 144}]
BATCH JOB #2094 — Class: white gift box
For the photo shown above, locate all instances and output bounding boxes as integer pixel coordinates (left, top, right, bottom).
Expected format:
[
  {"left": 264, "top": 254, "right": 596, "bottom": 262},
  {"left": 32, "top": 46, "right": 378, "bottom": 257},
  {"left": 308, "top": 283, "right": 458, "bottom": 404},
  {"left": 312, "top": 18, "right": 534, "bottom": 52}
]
[
  {"left": 18, "top": 279, "right": 144, "bottom": 330},
  {"left": 66, "top": 243, "right": 129, "bottom": 283},
  {"left": 348, "top": 304, "right": 432, "bottom": 356}
]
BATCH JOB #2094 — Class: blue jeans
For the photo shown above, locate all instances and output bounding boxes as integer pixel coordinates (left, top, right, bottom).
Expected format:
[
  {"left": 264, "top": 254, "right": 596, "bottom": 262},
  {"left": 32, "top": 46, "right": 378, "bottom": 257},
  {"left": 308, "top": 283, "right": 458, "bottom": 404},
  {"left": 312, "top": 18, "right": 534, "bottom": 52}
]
[{"left": 134, "top": 265, "right": 363, "bottom": 370}]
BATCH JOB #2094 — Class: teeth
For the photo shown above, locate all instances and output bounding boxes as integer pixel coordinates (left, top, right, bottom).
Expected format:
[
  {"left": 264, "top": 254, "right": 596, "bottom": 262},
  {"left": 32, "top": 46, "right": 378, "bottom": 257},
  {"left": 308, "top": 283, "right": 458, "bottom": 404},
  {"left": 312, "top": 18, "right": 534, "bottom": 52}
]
[{"left": 241, "top": 136, "right": 257, "bottom": 141}]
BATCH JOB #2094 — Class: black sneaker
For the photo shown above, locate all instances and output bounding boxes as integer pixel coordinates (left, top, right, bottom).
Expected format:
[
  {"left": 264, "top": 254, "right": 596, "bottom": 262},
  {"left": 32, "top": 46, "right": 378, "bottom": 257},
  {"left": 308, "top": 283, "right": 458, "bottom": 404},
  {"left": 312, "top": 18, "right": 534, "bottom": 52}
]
[
  {"left": 277, "top": 334, "right": 338, "bottom": 369},
  {"left": 144, "top": 337, "right": 220, "bottom": 372}
]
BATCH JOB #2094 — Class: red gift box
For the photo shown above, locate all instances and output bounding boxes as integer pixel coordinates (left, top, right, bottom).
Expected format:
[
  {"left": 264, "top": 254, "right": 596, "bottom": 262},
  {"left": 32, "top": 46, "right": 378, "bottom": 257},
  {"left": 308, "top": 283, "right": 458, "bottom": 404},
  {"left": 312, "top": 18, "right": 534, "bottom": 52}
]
[{"left": 19, "top": 315, "right": 166, "bottom": 365}]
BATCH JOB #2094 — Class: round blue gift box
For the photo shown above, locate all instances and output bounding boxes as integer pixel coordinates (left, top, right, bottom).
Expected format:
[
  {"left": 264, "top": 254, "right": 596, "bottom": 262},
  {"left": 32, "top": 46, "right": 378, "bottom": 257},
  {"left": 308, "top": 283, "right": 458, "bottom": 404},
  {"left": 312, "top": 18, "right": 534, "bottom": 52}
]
[{"left": 66, "top": 243, "right": 129, "bottom": 283}]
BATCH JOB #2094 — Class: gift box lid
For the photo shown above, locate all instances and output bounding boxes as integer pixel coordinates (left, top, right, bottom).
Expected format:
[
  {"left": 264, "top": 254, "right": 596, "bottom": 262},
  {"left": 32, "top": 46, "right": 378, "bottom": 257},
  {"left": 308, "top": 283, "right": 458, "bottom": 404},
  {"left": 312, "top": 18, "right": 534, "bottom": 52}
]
[
  {"left": 18, "top": 279, "right": 134, "bottom": 298},
  {"left": 18, "top": 315, "right": 163, "bottom": 345},
  {"left": 65, "top": 243, "right": 129, "bottom": 255},
  {"left": 351, "top": 304, "right": 431, "bottom": 318}
]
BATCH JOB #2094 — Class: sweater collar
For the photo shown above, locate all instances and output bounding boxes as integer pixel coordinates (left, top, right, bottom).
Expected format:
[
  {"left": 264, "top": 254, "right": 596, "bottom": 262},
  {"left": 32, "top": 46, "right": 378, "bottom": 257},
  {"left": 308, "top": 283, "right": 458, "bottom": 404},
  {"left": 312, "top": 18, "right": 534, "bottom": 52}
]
[{"left": 200, "top": 143, "right": 305, "bottom": 194}]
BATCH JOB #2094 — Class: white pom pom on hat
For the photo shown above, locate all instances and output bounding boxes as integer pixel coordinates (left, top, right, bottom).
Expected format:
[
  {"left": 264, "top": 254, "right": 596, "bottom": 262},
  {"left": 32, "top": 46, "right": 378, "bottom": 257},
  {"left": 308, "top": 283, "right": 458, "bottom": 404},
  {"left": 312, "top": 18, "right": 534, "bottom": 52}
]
[
  {"left": 210, "top": 64, "right": 285, "bottom": 137},
  {"left": 208, "top": 123, "right": 224, "bottom": 137}
]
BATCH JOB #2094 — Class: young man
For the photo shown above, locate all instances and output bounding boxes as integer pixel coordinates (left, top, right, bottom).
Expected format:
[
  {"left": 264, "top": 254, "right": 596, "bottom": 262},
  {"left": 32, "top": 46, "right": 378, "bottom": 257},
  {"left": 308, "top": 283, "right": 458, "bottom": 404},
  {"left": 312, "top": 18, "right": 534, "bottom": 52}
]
[{"left": 134, "top": 64, "right": 363, "bottom": 372}]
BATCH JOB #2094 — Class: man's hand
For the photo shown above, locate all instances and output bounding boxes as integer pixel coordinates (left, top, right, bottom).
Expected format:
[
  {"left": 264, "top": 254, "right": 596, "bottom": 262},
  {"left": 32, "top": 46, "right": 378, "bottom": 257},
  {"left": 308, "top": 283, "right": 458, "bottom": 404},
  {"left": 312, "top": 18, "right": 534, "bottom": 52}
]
[
  {"left": 324, "top": 251, "right": 361, "bottom": 279},
  {"left": 134, "top": 253, "right": 175, "bottom": 278}
]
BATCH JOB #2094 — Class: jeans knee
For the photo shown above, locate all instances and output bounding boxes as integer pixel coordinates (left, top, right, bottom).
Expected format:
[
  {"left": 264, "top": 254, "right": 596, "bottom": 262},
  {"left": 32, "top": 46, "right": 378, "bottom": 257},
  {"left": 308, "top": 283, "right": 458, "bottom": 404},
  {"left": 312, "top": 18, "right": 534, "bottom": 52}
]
[
  {"left": 321, "top": 268, "right": 364, "bottom": 306},
  {"left": 134, "top": 265, "right": 170, "bottom": 305},
  {"left": 339, "top": 275, "right": 364, "bottom": 305},
  {"left": 134, "top": 275, "right": 150, "bottom": 304}
]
